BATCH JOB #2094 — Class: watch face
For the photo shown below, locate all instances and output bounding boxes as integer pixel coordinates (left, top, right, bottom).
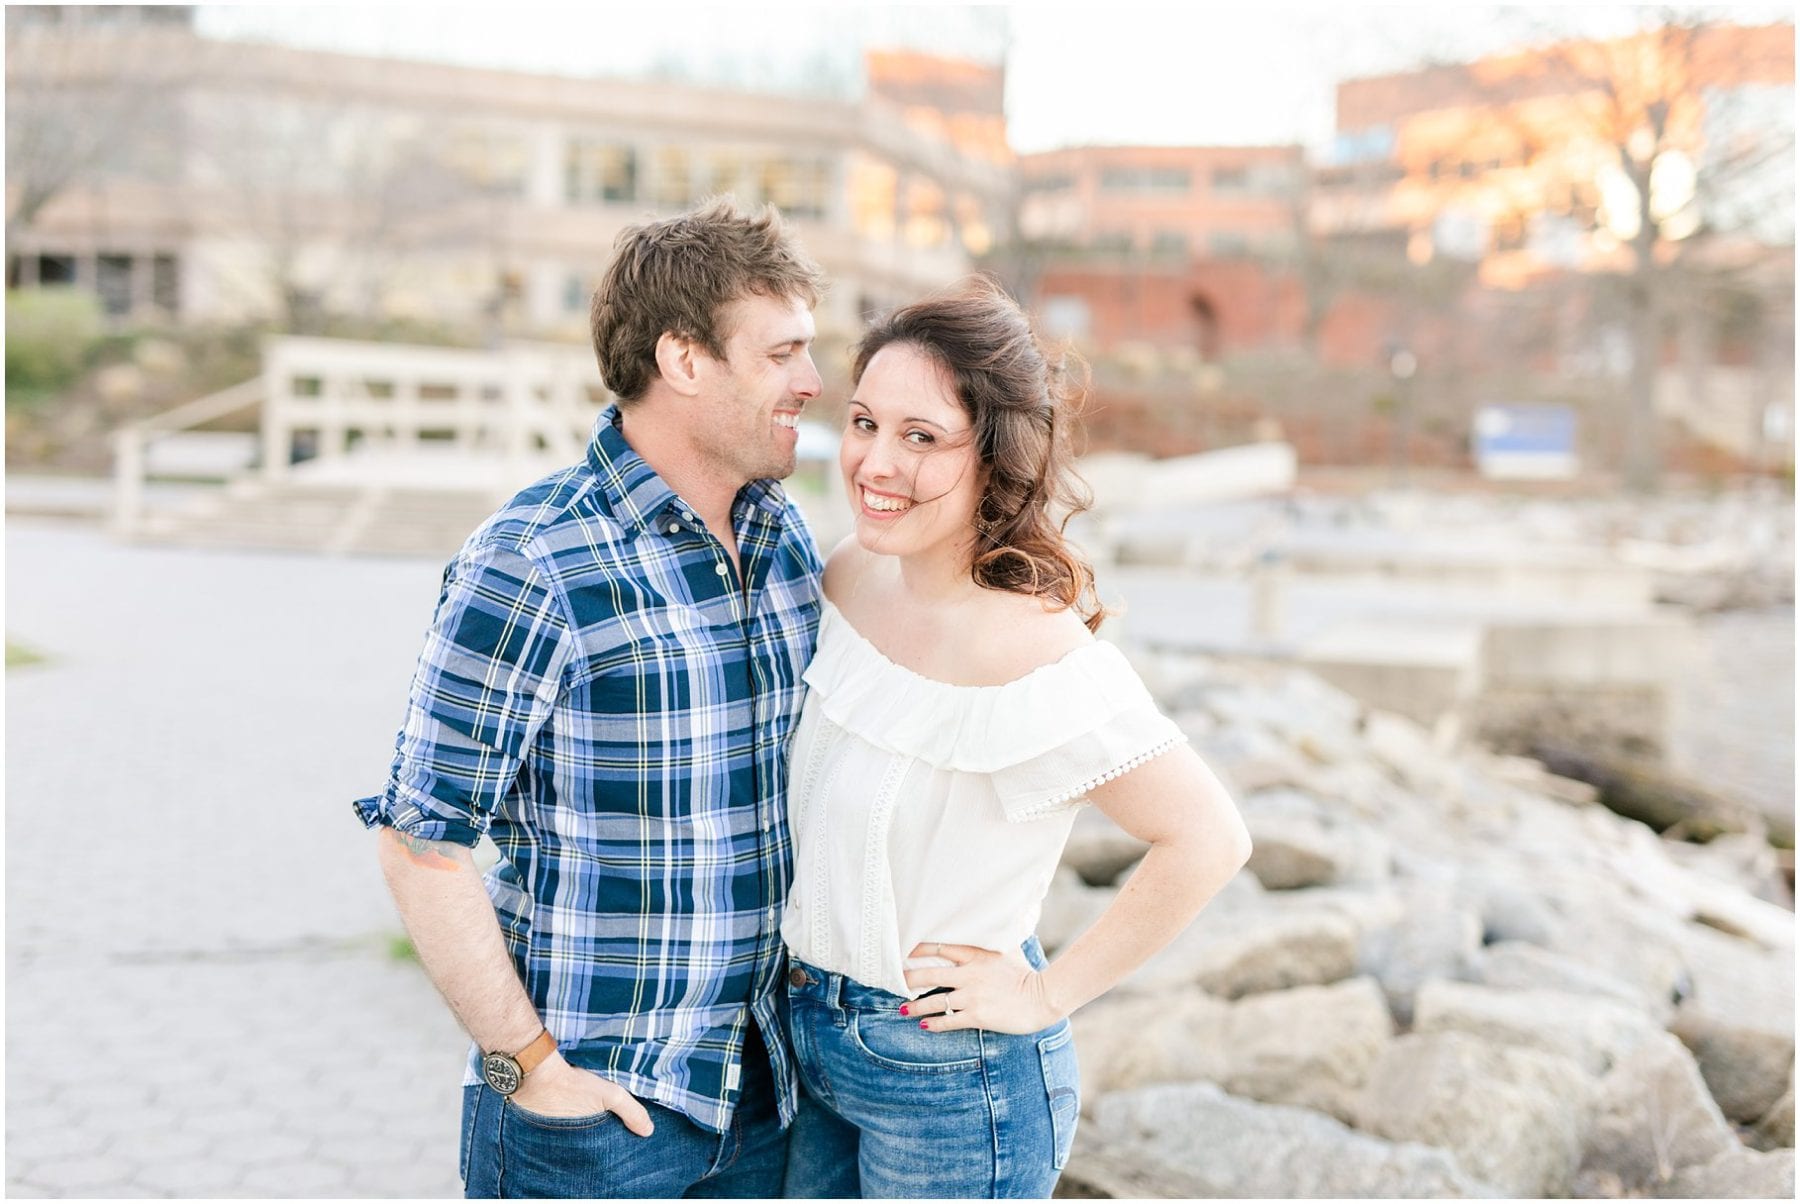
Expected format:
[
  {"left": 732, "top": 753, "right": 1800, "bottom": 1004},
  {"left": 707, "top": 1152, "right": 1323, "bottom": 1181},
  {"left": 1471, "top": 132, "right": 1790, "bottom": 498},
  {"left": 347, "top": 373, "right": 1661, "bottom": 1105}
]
[{"left": 483, "top": 1053, "right": 522, "bottom": 1096}]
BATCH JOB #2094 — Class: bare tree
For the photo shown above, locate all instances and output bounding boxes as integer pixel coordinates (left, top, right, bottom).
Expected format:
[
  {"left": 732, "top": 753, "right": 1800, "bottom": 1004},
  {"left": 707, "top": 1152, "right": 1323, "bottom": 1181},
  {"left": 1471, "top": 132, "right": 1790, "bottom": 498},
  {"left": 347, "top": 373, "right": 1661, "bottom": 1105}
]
[
  {"left": 4, "top": 14, "right": 202, "bottom": 262},
  {"left": 1400, "top": 11, "right": 1794, "bottom": 490}
]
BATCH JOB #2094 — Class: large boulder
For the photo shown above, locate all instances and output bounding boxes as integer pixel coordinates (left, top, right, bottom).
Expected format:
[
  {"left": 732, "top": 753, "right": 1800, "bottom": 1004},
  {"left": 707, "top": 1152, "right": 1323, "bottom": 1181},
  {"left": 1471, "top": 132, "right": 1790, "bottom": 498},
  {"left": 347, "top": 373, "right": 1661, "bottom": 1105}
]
[
  {"left": 1672, "top": 1007, "right": 1797, "bottom": 1127},
  {"left": 1126, "top": 908, "right": 1361, "bottom": 999},
  {"left": 1749, "top": 1075, "right": 1794, "bottom": 1152},
  {"left": 1474, "top": 941, "right": 1662, "bottom": 1020},
  {"left": 1412, "top": 980, "right": 1662, "bottom": 1075},
  {"left": 1215, "top": 977, "right": 1394, "bottom": 1122},
  {"left": 1187, "top": 719, "right": 1315, "bottom": 794},
  {"left": 1037, "top": 867, "right": 1117, "bottom": 957},
  {"left": 1357, "top": 886, "right": 1483, "bottom": 1025},
  {"left": 1574, "top": 1031, "right": 1740, "bottom": 1197},
  {"left": 1668, "top": 922, "right": 1796, "bottom": 1125},
  {"left": 1072, "top": 978, "right": 1392, "bottom": 1123},
  {"left": 1060, "top": 807, "right": 1150, "bottom": 887},
  {"left": 1070, "top": 991, "right": 1229, "bottom": 1108},
  {"left": 1060, "top": 1081, "right": 1500, "bottom": 1199},
  {"left": 1243, "top": 811, "right": 1392, "bottom": 891},
  {"left": 1355, "top": 1031, "right": 1598, "bottom": 1198},
  {"left": 1654, "top": 1146, "right": 1796, "bottom": 1199}
]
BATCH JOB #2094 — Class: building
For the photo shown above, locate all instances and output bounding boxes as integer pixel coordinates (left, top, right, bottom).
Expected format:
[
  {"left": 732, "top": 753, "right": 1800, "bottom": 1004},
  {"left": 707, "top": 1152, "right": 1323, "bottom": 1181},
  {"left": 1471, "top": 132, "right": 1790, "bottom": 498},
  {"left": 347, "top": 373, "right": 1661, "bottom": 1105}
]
[
  {"left": 1018, "top": 144, "right": 1304, "bottom": 262},
  {"left": 1314, "top": 21, "right": 1795, "bottom": 287},
  {"left": 5, "top": 11, "right": 1012, "bottom": 343}
]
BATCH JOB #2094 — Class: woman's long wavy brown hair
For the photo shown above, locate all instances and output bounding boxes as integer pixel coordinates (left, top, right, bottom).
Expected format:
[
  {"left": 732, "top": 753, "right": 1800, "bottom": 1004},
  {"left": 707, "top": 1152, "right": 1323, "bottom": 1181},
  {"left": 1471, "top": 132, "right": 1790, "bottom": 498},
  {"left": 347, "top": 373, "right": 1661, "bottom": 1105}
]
[{"left": 851, "top": 278, "right": 1107, "bottom": 632}]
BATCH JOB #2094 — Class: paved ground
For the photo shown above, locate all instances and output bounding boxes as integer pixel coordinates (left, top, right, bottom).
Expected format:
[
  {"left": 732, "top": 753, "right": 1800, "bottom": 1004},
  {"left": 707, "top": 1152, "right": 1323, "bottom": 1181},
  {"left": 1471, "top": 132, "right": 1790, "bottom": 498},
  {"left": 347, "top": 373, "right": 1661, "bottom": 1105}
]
[{"left": 7, "top": 520, "right": 467, "bottom": 1197}]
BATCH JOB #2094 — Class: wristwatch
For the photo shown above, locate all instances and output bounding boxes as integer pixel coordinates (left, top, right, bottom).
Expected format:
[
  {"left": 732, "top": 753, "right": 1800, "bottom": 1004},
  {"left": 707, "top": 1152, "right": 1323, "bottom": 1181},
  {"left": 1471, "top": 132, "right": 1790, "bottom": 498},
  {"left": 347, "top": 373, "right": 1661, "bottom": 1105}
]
[{"left": 482, "top": 1028, "right": 558, "bottom": 1096}]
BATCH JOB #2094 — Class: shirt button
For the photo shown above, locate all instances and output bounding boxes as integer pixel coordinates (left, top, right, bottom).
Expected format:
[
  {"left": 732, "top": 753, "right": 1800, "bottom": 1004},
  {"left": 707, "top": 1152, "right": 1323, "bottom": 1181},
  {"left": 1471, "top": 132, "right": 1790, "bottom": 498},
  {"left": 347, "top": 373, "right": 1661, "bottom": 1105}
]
[
  {"left": 682, "top": 510, "right": 694, "bottom": 521},
  {"left": 667, "top": 522, "right": 680, "bottom": 534},
  {"left": 715, "top": 563, "right": 729, "bottom": 575}
]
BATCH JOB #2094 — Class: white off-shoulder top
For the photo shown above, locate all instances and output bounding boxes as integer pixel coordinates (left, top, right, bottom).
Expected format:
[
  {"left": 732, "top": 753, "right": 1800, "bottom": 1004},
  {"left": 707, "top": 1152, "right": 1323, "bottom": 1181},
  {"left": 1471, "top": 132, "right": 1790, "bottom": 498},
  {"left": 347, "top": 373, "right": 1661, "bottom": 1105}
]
[{"left": 779, "top": 600, "right": 1187, "bottom": 998}]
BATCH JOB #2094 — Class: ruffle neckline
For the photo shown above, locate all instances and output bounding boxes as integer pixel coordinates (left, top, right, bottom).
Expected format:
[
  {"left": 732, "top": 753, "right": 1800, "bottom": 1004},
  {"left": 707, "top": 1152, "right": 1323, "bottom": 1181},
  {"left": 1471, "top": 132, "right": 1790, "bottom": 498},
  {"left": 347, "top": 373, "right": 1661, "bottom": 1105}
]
[{"left": 802, "top": 599, "right": 1156, "bottom": 773}]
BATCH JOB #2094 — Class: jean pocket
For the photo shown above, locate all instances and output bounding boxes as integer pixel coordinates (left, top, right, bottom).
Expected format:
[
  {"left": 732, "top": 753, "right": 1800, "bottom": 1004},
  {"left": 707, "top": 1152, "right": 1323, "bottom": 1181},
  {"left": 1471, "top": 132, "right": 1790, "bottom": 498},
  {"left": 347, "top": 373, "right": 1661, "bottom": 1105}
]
[
  {"left": 849, "top": 1010, "right": 984, "bottom": 1074},
  {"left": 504, "top": 1099, "right": 618, "bottom": 1132},
  {"left": 1036, "top": 1023, "right": 1079, "bottom": 1171}
]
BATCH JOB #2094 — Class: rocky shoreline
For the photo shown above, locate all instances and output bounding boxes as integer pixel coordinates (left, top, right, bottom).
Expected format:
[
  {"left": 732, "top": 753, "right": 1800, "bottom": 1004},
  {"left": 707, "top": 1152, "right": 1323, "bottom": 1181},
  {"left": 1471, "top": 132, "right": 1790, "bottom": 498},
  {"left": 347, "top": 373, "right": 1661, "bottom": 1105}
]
[{"left": 1046, "top": 653, "right": 1795, "bottom": 1199}]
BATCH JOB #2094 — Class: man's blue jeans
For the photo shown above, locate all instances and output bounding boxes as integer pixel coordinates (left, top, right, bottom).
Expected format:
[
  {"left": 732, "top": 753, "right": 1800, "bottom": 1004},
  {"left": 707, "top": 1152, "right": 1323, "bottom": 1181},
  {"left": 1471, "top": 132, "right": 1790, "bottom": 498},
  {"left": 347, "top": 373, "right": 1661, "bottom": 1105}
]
[
  {"left": 782, "top": 937, "right": 1080, "bottom": 1198},
  {"left": 460, "top": 1030, "right": 787, "bottom": 1198}
]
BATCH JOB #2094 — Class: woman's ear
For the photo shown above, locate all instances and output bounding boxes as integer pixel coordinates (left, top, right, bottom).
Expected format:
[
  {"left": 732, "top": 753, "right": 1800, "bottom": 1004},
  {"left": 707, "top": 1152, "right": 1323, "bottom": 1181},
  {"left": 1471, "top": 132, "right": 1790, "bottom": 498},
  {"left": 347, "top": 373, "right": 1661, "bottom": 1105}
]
[{"left": 654, "top": 331, "right": 704, "bottom": 397}]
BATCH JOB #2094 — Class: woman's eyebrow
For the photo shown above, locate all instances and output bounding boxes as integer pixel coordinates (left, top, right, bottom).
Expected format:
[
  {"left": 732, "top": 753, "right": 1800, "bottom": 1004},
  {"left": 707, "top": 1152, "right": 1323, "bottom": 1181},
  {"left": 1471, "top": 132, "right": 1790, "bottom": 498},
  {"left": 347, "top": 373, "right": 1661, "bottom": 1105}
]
[{"left": 846, "top": 400, "right": 950, "bottom": 431}]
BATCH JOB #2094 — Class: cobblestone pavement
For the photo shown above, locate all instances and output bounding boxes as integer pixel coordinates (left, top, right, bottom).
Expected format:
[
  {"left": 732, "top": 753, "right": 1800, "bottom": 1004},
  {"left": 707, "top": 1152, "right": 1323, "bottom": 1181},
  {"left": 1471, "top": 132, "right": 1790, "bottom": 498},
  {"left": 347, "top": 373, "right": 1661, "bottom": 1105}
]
[{"left": 8, "top": 521, "right": 469, "bottom": 1197}]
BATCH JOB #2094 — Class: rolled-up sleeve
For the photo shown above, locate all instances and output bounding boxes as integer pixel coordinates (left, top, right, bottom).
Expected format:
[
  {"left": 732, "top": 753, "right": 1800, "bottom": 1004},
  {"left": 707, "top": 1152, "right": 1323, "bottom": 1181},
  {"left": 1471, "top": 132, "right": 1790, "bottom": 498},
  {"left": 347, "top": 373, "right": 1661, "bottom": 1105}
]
[{"left": 353, "top": 541, "right": 573, "bottom": 847}]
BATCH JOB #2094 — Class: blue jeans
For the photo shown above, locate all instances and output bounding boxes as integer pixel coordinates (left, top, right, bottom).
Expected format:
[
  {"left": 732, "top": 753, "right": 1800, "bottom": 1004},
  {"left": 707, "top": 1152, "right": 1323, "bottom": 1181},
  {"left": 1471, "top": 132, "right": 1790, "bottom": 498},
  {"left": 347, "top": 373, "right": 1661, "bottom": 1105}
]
[
  {"left": 782, "top": 937, "right": 1080, "bottom": 1198},
  {"left": 460, "top": 1028, "right": 787, "bottom": 1198}
]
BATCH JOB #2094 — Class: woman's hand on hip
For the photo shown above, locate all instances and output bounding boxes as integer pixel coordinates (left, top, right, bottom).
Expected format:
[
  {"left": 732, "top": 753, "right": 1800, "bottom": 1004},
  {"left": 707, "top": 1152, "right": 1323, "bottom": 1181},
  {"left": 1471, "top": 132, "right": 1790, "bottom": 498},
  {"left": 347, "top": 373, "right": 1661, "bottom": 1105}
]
[{"left": 901, "top": 942, "right": 1062, "bottom": 1035}]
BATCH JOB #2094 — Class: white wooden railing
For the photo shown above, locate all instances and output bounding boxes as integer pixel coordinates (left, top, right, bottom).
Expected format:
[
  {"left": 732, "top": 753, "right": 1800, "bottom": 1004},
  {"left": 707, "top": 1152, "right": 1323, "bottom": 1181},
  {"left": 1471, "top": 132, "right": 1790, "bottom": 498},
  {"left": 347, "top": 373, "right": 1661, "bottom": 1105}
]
[{"left": 112, "top": 337, "right": 613, "bottom": 534}]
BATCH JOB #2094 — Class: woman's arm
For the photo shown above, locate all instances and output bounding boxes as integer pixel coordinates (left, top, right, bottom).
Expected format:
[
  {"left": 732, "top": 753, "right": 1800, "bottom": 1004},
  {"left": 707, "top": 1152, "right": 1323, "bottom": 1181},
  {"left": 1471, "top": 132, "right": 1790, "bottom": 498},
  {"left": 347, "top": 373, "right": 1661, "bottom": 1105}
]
[{"left": 903, "top": 744, "right": 1251, "bottom": 1033}]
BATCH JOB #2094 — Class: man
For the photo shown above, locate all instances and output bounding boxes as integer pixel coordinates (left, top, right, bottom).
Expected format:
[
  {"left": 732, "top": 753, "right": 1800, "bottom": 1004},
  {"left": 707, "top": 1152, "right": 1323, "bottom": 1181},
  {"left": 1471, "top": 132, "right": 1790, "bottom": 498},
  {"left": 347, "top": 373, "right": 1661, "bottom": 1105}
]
[{"left": 354, "top": 198, "right": 826, "bottom": 1198}]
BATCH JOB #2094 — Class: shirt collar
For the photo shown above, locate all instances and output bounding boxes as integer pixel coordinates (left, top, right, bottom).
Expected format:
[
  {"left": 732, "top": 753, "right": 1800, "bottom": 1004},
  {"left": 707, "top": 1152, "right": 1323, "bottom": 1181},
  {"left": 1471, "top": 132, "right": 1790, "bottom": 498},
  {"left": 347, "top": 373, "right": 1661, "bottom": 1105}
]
[{"left": 586, "top": 406, "right": 790, "bottom": 536}]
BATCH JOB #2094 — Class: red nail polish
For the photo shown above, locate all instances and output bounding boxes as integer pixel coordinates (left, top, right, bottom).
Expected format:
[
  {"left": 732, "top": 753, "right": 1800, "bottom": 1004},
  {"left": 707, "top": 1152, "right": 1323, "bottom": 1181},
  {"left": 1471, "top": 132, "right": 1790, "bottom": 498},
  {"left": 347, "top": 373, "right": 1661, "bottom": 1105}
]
[
  {"left": 919, "top": 1020, "right": 929, "bottom": 1029},
  {"left": 899, "top": 1005, "right": 910, "bottom": 1016}
]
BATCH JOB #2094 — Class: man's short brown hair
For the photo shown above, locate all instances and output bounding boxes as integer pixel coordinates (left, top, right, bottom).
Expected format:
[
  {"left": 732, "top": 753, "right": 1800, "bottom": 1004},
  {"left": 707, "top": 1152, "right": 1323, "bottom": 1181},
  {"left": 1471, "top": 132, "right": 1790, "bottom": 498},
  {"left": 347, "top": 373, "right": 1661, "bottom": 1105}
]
[{"left": 590, "top": 197, "right": 826, "bottom": 403}]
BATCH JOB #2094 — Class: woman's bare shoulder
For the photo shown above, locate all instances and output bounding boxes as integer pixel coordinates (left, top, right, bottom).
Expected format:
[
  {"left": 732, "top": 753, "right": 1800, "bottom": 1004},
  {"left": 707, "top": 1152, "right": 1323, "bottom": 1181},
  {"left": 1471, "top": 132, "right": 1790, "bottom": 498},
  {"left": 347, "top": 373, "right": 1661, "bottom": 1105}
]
[
  {"left": 963, "top": 589, "right": 1096, "bottom": 684},
  {"left": 821, "top": 536, "right": 871, "bottom": 605}
]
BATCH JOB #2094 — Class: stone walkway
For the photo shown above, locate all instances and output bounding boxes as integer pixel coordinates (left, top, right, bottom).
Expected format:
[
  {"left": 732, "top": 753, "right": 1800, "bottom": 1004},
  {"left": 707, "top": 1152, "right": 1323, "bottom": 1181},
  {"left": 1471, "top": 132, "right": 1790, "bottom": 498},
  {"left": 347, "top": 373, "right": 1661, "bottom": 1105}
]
[{"left": 7, "top": 521, "right": 468, "bottom": 1197}]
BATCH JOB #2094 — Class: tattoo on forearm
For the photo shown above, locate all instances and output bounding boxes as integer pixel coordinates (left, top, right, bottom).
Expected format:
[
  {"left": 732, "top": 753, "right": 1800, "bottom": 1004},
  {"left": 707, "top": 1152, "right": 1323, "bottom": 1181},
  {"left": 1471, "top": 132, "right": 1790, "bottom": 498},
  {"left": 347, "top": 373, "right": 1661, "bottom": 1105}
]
[{"left": 392, "top": 829, "right": 463, "bottom": 872}]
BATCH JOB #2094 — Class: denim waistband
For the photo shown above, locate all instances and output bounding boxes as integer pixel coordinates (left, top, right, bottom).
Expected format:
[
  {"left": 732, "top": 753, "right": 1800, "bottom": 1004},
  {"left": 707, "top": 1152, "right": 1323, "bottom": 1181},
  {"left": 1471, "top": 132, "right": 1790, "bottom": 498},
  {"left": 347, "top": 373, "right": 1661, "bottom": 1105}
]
[{"left": 787, "top": 935, "right": 1046, "bottom": 1010}]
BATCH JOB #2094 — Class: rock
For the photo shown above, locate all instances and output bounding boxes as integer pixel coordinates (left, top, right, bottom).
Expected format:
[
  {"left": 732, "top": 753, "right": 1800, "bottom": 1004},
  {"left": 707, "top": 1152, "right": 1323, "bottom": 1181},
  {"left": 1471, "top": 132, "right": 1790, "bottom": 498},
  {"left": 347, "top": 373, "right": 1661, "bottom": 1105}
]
[
  {"left": 1669, "top": 922, "right": 1795, "bottom": 1124},
  {"left": 1475, "top": 941, "right": 1661, "bottom": 1020},
  {"left": 1537, "top": 886, "right": 1692, "bottom": 1014},
  {"left": 1574, "top": 1031, "right": 1739, "bottom": 1196},
  {"left": 1242, "top": 796, "right": 1392, "bottom": 890},
  {"left": 1060, "top": 807, "right": 1150, "bottom": 887},
  {"left": 1413, "top": 980, "right": 1662, "bottom": 1075},
  {"left": 1654, "top": 1146, "right": 1796, "bottom": 1199},
  {"left": 1061, "top": 1081, "right": 1501, "bottom": 1199},
  {"left": 1037, "top": 867, "right": 1116, "bottom": 956},
  {"left": 1458, "top": 870, "right": 1564, "bottom": 947},
  {"left": 1355, "top": 1031, "right": 1599, "bottom": 1198},
  {"left": 1216, "top": 978, "right": 1394, "bottom": 1122},
  {"left": 1363, "top": 708, "right": 1454, "bottom": 795},
  {"left": 1672, "top": 1008, "right": 1796, "bottom": 1127},
  {"left": 1358, "top": 886, "right": 1483, "bottom": 1026},
  {"left": 1073, "top": 978, "right": 1393, "bottom": 1123},
  {"left": 1071, "top": 991, "right": 1230, "bottom": 1107},
  {"left": 1749, "top": 1075, "right": 1794, "bottom": 1152},
  {"left": 1126, "top": 908, "right": 1360, "bottom": 1000},
  {"left": 1189, "top": 722, "right": 1313, "bottom": 793}
]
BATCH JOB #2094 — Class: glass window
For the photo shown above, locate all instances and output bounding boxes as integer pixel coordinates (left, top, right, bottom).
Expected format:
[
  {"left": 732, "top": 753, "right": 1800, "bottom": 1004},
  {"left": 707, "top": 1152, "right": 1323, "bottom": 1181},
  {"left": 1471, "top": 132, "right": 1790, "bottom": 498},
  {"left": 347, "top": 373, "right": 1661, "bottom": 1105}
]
[
  {"left": 849, "top": 154, "right": 897, "bottom": 241},
  {"left": 97, "top": 253, "right": 132, "bottom": 316},
  {"left": 151, "top": 254, "right": 179, "bottom": 313},
  {"left": 565, "top": 140, "right": 636, "bottom": 204},
  {"left": 1212, "top": 166, "right": 1249, "bottom": 191},
  {"left": 761, "top": 158, "right": 830, "bottom": 220},
  {"left": 1100, "top": 167, "right": 1190, "bottom": 193},
  {"left": 1151, "top": 230, "right": 1189, "bottom": 256},
  {"left": 955, "top": 193, "right": 992, "bottom": 255},
  {"left": 651, "top": 147, "right": 691, "bottom": 208},
  {"left": 37, "top": 254, "right": 76, "bottom": 285},
  {"left": 903, "top": 177, "right": 948, "bottom": 249}
]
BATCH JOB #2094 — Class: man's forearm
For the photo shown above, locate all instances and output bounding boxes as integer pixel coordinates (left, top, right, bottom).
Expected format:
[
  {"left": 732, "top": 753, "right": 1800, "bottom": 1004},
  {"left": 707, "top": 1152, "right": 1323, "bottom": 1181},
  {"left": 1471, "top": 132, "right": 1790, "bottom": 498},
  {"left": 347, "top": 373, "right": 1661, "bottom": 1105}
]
[{"left": 376, "top": 827, "right": 545, "bottom": 1055}]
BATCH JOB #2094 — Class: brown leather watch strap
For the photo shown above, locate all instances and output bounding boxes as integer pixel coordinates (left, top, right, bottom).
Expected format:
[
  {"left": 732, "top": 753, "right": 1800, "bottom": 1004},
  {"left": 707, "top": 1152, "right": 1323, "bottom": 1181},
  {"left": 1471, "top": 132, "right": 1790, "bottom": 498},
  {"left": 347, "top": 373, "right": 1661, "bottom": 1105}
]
[{"left": 514, "top": 1028, "right": 558, "bottom": 1076}]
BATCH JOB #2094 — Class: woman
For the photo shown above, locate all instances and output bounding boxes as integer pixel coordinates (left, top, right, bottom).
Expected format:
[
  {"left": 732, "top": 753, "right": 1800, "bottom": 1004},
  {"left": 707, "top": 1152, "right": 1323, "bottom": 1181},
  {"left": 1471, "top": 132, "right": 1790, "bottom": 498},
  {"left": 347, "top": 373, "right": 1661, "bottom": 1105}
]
[{"left": 779, "top": 280, "right": 1252, "bottom": 1198}]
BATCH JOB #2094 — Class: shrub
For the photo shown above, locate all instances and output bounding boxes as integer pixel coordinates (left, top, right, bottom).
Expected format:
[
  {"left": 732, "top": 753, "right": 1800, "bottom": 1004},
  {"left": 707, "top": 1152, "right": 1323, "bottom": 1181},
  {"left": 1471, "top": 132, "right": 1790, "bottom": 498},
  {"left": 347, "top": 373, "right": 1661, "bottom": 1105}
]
[{"left": 6, "top": 288, "right": 104, "bottom": 402}]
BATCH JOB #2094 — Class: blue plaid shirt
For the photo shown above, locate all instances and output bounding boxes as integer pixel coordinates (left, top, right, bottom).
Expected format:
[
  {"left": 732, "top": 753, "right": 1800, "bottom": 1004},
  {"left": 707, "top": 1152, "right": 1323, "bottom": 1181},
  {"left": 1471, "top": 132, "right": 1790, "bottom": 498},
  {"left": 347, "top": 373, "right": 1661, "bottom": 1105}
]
[{"left": 354, "top": 406, "right": 822, "bottom": 1133}]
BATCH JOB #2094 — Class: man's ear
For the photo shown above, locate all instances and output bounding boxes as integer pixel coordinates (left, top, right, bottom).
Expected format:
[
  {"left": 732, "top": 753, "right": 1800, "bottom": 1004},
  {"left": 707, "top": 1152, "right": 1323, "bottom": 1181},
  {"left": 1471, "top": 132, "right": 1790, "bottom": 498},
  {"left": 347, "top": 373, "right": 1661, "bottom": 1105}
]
[{"left": 654, "top": 331, "right": 705, "bottom": 398}]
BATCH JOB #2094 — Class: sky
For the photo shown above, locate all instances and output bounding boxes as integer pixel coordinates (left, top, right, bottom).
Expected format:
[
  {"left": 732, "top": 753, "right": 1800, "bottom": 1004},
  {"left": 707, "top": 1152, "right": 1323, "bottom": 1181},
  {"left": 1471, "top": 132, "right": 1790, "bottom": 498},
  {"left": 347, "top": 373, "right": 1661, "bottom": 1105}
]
[{"left": 195, "top": 4, "right": 1795, "bottom": 155}]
